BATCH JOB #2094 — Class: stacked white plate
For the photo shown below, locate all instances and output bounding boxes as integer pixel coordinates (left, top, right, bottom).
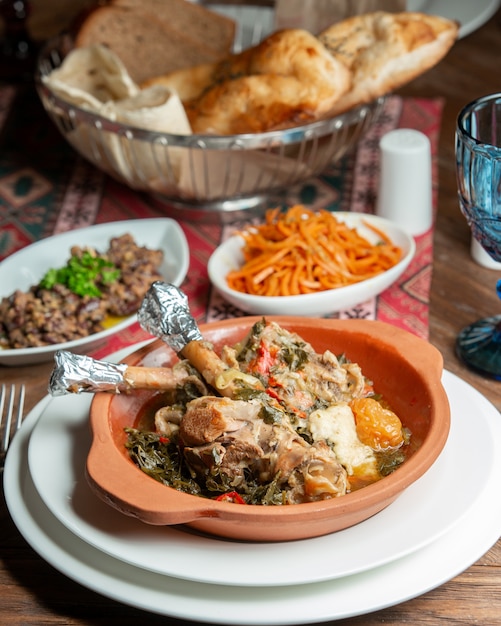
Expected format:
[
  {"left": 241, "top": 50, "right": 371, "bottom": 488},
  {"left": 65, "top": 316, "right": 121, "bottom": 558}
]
[{"left": 4, "top": 342, "right": 501, "bottom": 624}]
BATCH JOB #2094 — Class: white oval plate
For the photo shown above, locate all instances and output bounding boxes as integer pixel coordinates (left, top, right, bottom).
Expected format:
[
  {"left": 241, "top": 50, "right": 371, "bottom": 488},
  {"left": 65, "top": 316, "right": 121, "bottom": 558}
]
[
  {"left": 208, "top": 212, "right": 415, "bottom": 317},
  {"left": 0, "top": 218, "right": 189, "bottom": 366}
]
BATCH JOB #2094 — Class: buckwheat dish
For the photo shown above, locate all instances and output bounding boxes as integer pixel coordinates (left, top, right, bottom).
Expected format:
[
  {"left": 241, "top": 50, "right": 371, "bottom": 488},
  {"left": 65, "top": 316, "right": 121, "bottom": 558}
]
[{"left": 0, "top": 234, "right": 163, "bottom": 349}]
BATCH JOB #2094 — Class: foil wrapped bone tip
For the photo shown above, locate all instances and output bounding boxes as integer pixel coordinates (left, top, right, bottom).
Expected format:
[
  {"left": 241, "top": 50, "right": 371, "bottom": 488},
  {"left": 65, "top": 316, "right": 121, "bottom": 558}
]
[
  {"left": 138, "top": 281, "right": 203, "bottom": 353},
  {"left": 48, "top": 349, "right": 128, "bottom": 396}
]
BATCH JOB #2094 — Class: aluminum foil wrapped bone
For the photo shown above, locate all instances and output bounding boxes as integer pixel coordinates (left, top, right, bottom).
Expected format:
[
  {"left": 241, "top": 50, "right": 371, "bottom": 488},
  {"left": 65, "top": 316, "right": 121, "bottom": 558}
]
[
  {"left": 138, "top": 281, "right": 203, "bottom": 352},
  {"left": 49, "top": 350, "right": 129, "bottom": 396}
]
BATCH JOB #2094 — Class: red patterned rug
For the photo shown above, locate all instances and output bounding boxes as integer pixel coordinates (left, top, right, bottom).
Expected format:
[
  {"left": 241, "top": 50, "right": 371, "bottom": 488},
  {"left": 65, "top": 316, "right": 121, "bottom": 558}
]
[{"left": 0, "top": 84, "right": 443, "bottom": 358}]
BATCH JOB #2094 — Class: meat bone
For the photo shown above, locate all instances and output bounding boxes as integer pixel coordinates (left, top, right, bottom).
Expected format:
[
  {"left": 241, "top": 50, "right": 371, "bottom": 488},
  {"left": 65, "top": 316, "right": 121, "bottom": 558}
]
[
  {"left": 47, "top": 282, "right": 351, "bottom": 503},
  {"left": 48, "top": 282, "right": 263, "bottom": 397}
]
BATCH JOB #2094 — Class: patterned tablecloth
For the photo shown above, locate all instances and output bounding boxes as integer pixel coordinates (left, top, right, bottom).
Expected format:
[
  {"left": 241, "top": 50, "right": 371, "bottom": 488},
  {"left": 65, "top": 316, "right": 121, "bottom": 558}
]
[{"left": 0, "top": 84, "right": 443, "bottom": 359}]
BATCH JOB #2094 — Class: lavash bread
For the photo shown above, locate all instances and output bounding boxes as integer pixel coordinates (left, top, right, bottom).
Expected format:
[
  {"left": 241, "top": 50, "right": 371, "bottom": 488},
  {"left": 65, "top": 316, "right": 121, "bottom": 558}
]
[
  {"left": 42, "top": 43, "right": 192, "bottom": 193},
  {"left": 74, "top": 0, "right": 235, "bottom": 84},
  {"left": 43, "top": 44, "right": 139, "bottom": 108},
  {"left": 318, "top": 11, "right": 459, "bottom": 115}
]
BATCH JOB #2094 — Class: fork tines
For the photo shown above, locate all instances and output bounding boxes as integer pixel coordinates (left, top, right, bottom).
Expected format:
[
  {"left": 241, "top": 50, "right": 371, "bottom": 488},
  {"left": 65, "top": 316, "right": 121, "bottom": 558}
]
[{"left": 1, "top": 383, "right": 26, "bottom": 456}]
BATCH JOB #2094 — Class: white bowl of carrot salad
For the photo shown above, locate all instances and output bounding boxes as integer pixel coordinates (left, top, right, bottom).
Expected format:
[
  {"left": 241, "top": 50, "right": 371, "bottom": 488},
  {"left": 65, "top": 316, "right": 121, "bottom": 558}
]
[{"left": 208, "top": 207, "right": 416, "bottom": 316}]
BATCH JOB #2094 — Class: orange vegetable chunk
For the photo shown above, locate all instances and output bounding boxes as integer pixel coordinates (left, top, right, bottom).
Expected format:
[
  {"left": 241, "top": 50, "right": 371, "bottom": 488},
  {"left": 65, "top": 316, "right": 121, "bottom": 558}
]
[{"left": 350, "top": 397, "right": 404, "bottom": 450}]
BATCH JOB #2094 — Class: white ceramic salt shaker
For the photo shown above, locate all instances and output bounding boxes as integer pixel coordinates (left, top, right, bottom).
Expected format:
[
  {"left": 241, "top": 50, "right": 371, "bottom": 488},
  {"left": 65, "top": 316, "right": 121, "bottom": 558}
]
[{"left": 377, "top": 128, "right": 433, "bottom": 236}]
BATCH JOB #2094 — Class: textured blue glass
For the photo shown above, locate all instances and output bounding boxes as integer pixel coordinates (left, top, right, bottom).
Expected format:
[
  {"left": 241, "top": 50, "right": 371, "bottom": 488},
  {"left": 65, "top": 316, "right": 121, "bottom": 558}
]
[
  {"left": 456, "top": 95, "right": 501, "bottom": 260},
  {"left": 455, "top": 94, "right": 501, "bottom": 378},
  {"left": 456, "top": 315, "right": 501, "bottom": 380}
]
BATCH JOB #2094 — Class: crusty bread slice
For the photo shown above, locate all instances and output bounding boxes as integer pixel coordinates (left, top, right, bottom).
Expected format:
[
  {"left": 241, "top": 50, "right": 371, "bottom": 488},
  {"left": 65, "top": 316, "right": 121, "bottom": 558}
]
[
  {"left": 318, "top": 11, "right": 459, "bottom": 115},
  {"left": 74, "top": 3, "right": 235, "bottom": 85},
  {"left": 111, "top": 0, "right": 236, "bottom": 58}
]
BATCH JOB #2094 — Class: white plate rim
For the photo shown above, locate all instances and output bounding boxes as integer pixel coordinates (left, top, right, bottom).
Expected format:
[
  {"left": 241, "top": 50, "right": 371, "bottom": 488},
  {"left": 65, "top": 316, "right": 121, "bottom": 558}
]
[
  {"left": 406, "top": 0, "right": 500, "bottom": 39},
  {"left": 208, "top": 212, "right": 416, "bottom": 316},
  {"left": 214, "top": 0, "right": 501, "bottom": 42},
  {"left": 26, "top": 350, "right": 496, "bottom": 587},
  {"left": 0, "top": 218, "right": 189, "bottom": 366},
  {"left": 4, "top": 370, "right": 501, "bottom": 625}
]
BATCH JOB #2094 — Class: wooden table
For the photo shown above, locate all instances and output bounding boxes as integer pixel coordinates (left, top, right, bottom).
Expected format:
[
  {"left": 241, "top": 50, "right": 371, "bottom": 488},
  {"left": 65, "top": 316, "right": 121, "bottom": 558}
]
[{"left": 2, "top": 7, "right": 501, "bottom": 626}]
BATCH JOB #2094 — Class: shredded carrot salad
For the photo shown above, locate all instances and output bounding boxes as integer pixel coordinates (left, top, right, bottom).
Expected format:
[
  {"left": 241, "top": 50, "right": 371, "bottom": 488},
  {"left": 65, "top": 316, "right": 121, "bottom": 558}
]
[{"left": 226, "top": 206, "right": 403, "bottom": 297}]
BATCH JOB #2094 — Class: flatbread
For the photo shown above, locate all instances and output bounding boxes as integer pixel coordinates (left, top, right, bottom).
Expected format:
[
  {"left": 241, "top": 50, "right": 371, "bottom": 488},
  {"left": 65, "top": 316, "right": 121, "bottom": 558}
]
[
  {"left": 43, "top": 44, "right": 139, "bottom": 108},
  {"left": 145, "top": 12, "right": 458, "bottom": 135},
  {"left": 43, "top": 46, "right": 192, "bottom": 191},
  {"left": 318, "top": 11, "right": 459, "bottom": 115},
  {"left": 105, "top": 85, "right": 191, "bottom": 188},
  {"left": 146, "top": 28, "right": 352, "bottom": 135}
]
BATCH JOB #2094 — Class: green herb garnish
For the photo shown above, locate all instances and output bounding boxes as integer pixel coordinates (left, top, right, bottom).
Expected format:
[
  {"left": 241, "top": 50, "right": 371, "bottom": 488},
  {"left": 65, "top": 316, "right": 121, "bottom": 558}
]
[{"left": 40, "top": 250, "right": 120, "bottom": 297}]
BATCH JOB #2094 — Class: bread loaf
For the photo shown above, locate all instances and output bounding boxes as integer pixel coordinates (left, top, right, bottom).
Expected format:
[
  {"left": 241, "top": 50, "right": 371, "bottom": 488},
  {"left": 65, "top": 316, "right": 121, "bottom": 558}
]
[
  {"left": 146, "top": 28, "right": 352, "bottom": 134},
  {"left": 318, "top": 11, "right": 459, "bottom": 114},
  {"left": 74, "top": 0, "right": 235, "bottom": 84},
  {"left": 144, "top": 11, "right": 458, "bottom": 135},
  {"left": 112, "top": 0, "right": 235, "bottom": 57}
]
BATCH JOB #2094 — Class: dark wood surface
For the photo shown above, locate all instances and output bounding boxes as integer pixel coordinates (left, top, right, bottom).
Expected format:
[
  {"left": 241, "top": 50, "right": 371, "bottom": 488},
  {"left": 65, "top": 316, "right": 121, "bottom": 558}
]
[{"left": 2, "top": 6, "right": 501, "bottom": 626}]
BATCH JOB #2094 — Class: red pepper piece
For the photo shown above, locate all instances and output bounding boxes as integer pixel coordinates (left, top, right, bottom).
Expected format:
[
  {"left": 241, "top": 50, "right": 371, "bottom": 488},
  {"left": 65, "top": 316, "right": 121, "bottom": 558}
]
[
  {"left": 249, "top": 341, "right": 277, "bottom": 376},
  {"left": 215, "top": 491, "right": 246, "bottom": 504}
]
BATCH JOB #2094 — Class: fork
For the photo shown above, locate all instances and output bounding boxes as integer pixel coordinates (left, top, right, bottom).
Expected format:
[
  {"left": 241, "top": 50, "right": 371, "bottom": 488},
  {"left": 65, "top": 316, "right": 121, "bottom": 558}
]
[{"left": 0, "top": 383, "right": 26, "bottom": 471}]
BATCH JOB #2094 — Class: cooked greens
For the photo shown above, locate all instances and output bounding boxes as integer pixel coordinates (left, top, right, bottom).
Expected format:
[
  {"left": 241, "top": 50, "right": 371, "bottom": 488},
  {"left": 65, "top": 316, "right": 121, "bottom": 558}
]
[
  {"left": 40, "top": 250, "right": 120, "bottom": 297},
  {"left": 125, "top": 428, "right": 287, "bottom": 505}
]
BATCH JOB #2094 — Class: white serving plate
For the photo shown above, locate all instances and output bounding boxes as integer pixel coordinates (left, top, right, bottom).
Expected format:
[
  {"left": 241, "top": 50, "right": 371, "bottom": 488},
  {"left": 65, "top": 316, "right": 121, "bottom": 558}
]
[
  {"left": 5, "top": 369, "right": 501, "bottom": 624},
  {"left": 27, "top": 353, "right": 490, "bottom": 586},
  {"left": 407, "top": 0, "right": 500, "bottom": 39},
  {"left": 208, "top": 212, "right": 415, "bottom": 317},
  {"left": 0, "top": 219, "right": 189, "bottom": 366},
  {"left": 212, "top": 1, "right": 500, "bottom": 43}
]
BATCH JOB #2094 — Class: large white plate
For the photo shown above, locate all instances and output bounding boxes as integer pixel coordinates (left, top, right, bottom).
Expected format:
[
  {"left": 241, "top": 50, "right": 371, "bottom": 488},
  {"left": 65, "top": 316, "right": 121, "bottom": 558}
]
[
  {"left": 407, "top": 0, "right": 500, "bottom": 38},
  {"left": 26, "top": 356, "right": 494, "bottom": 587},
  {"left": 208, "top": 213, "right": 415, "bottom": 317},
  {"left": 0, "top": 219, "right": 189, "bottom": 366},
  {"left": 4, "top": 370, "right": 501, "bottom": 625},
  {"left": 212, "top": 1, "right": 500, "bottom": 43}
]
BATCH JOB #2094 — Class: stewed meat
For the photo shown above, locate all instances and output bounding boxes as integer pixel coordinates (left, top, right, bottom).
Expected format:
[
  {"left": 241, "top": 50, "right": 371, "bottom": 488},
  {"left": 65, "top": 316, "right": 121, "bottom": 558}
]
[{"left": 175, "top": 395, "right": 349, "bottom": 503}]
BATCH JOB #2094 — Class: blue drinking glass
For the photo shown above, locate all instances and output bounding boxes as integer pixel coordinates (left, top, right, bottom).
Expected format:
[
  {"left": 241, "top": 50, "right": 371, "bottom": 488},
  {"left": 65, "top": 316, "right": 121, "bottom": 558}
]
[{"left": 455, "top": 93, "right": 501, "bottom": 379}]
